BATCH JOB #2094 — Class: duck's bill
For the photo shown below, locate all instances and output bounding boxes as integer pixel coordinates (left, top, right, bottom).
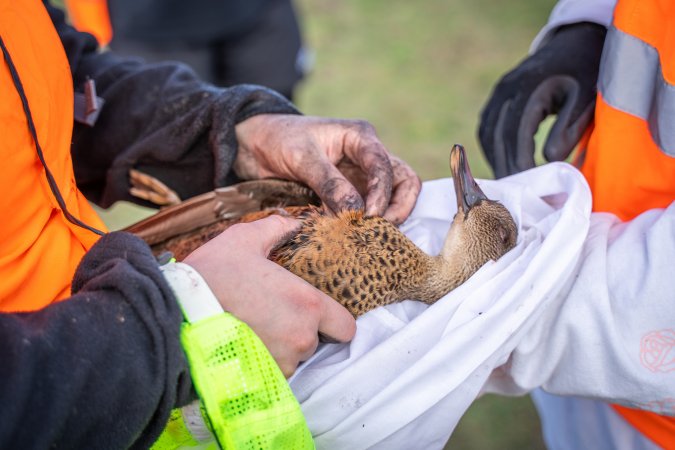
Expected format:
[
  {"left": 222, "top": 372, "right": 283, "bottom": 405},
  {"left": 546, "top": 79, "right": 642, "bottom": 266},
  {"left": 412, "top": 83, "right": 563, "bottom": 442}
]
[{"left": 450, "top": 144, "right": 488, "bottom": 214}]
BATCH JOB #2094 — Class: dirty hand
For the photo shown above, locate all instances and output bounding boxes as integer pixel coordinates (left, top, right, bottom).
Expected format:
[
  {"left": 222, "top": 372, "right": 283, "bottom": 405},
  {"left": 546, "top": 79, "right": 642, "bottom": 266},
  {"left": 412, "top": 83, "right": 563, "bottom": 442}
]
[
  {"left": 478, "top": 22, "right": 607, "bottom": 178},
  {"left": 183, "top": 215, "right": 356, "bottom": 377},
  {"left": 234, "top": 114, "right": 421, "bottom": 225}
]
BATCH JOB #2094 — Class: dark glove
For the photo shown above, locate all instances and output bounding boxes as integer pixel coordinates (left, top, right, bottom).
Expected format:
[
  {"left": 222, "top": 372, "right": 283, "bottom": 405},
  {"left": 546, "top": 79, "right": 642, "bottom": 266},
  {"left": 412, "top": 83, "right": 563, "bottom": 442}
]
[{"left": 478, "top": 22, "right": 607, "bottom": 178}]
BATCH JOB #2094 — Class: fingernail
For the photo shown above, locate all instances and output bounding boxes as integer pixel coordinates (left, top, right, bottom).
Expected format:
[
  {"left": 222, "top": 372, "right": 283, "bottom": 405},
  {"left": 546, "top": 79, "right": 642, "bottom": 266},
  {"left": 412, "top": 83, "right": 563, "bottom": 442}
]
[{"left": 331, "top": 195, "right": 364, "bottom": 214}]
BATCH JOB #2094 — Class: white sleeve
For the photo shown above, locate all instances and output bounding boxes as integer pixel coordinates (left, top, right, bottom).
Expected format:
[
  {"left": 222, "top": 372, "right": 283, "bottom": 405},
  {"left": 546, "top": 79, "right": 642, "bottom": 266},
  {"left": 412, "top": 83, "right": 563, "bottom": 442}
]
[
  {"left": 483, "top": 203, "right": 675, "bottom": 417},
  {"left": 530, "top": 0, "right": 618, "bottom": 51}
]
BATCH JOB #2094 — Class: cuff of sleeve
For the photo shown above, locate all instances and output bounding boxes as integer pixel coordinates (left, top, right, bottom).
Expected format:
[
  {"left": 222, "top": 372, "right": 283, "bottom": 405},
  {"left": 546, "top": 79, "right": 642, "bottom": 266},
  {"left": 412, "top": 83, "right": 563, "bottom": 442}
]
[
  {"left": 160, "top": 262, "right": 223, "bottom": 323},
  {"left": 180, "top": 313, "right": 314, "bottom": 448},
  {"left": 159, "top": 260, "right": 312, "bottom": 448},
  {"left": 231, "top": 84, "right": 301, "bottom": 125},
  {"left": 530, "top": 0, "right": 614, "bottom": 52}
]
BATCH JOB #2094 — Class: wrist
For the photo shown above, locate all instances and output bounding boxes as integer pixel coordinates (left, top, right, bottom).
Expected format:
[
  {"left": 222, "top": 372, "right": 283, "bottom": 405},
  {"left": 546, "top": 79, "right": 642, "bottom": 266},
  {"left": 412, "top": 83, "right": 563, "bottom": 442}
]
[
  {"left": 154, "top": 261, "right": 221, "bottom": 449},
  {"left": 157, "top": 260, "right": 313, "bottom": 449},
  {"left": 552, "top": 22, "right": 607, "bottom": 40},
  {"left": 234, "top": 115, "right": 270, "bottom": 180},
  {"left": 160, "top": 261, "right": 223, "bottom": 323}
]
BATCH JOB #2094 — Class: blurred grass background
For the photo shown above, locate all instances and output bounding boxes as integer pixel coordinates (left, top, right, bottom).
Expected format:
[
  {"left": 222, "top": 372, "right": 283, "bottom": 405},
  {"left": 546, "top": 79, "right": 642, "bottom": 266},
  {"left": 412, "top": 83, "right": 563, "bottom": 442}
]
[
  {"left": 294, "top": 0, "right": 556, "bottom": 181},
  {"left": 93, "top": 0, "right": 556, "bottom": 447}
]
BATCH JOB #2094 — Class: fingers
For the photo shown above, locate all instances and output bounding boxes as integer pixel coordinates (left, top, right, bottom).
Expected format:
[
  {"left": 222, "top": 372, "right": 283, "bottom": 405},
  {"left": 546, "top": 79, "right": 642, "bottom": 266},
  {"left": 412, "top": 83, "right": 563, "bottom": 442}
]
[
  {"left": 363, "top": 159, "right": 394, "bottom": 218},
  {"left": 338, "top": 121, "right": 396, "bottom": 217},
  {"left": 298, "top": 120, "right": 396, "bottom": 216},
  {"left": 478, "top": 85, "right": 505, "bottom": 174},
  {"left": 543, "top": 78, "right": 596, "bottom": 162},
  {"left": 480, "top": 85, "right": 527, "bottom": 178},
  {"left": 316, "top": 288, "right": 357, "bottom": 344},
  {"left": 258, "top": 273, "right": 355, "bottom": 378},
  {"left": 323, "top": 120, "right": 418, "bottom": 221},
  {"left": 485, "top": 84, "right": 545, "bottom": 178},
  {"left": 183, "top": 215, "right": 355, "bottom": 378},
  {"left": 383, "top": 156, "right": 421, "bottom": 225},
  {"left": 128, "top": 169, "right": 181, "bottom": 206},
  {"left": 238, "top": 216, "right": 352, "bottom": 345},
  {"left": 516, "top": 82, "right": 563, "bottom": 171},
  {"left": 491, "top": 99, "right": 520, "bottom": 178},
  {"left": 301, "top": 155, "right": 366, "bottom": 214},
  {"left": 230, "top": 214, "right": 303, "bottom": 254},
  {"left": 480, "top": 44, "right": 600, "bottom": 178},
  {"left": 236, "top": 114, "right": 418, "bottom": 219}
]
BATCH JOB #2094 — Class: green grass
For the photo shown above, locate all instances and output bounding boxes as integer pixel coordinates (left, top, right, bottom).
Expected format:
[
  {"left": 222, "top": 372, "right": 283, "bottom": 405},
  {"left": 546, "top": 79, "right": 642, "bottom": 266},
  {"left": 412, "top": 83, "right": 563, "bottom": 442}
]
[{"left": 447, "top": 394, "right": 546, "bottom": 449}]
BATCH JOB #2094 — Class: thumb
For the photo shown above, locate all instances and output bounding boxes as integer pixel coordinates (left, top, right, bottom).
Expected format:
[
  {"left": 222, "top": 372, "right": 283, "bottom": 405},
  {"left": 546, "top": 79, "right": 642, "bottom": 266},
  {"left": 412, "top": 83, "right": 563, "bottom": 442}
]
[
  {"left": 545, "top": 100, "right": 595, "bottom": 162},
  {"left": 542, "top": 76, "right": 596, "bottom": 162},
  {"left": 231, "top": 215, "right": 302, "bottom": 255}
]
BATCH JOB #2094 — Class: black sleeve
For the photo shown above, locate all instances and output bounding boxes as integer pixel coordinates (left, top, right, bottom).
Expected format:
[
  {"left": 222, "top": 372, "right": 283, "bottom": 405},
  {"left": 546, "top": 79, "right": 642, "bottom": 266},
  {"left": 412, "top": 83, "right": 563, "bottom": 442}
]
[
  {"left": 45, "top": 2, "right": 300, "bottom": 208},
  {"left": 0, "top": 232, "right": 194, "bottom": 449}
]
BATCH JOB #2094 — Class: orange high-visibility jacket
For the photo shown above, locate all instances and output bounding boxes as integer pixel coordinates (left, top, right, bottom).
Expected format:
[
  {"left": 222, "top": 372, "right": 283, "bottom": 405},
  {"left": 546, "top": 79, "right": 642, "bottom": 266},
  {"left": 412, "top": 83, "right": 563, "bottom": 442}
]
[
  {"left": 579, "top": 0, "right": 675, "bottom": 446},
  {"left": 0, "top": 0, "right": 106, "bottom": 312},
  {"left": 63, "top": 0, "right": 112, "bottom": 47}
]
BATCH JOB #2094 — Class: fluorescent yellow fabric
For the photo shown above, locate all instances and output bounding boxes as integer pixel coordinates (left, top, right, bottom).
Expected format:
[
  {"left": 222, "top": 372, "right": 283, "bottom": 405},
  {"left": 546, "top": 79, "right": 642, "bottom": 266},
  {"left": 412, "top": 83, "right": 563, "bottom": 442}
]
[
  {"left": 152, "top": 408, "right": 214, "bottom": 450},
  {"left": 178, "top": 313, "right": 314, "bottom": 450}
]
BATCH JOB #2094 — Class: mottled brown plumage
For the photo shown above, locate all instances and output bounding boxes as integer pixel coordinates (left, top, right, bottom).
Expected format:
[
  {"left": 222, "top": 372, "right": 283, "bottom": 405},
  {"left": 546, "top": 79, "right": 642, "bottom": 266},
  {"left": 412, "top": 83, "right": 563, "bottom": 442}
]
[
  {"left": 126, "top": 145, "right": 517, "bottom": 318},
  {"left": 269, "top": 144, "right": 518, "bottom": 317}
]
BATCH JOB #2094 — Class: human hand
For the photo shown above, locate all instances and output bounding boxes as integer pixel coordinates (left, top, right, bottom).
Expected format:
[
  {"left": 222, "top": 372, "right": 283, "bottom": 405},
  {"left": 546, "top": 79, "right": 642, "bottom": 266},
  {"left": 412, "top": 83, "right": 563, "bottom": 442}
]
[
  {"left": 234, "top": 114, "right": 421, "bottom": 225},
  {"left": 183, "top": 215, "right": 356, "bottom": 377},
  {"left": 478, "top": 22, "right": 607, "bottom": 178}
]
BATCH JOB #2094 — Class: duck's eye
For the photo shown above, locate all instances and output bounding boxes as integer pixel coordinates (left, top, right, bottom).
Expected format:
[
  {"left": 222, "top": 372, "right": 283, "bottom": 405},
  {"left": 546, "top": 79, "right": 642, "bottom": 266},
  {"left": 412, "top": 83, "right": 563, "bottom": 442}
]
[{"left": 499, "top": 227, "right": 511, "bottom": 245}]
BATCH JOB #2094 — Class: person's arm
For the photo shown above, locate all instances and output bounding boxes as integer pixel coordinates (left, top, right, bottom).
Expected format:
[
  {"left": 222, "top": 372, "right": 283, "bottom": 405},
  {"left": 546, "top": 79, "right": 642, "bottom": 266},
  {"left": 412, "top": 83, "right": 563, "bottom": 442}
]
[
  {"left": 478, "top": 0, "right": 620, "bottom": 180},
  {"left": 0, "top": 216, "right": 357, "bottom": 447},
  {"left": 483, "top": 203, "right": 675, "bottom": 415},
  {"left": 0, "top": 232, "right": 193, "bottom": 449},
  {"left": 45, "top": 1, "right": 299, "bottom": 208},
  {"left": 478, "top": 21, "right": 607, "bottom": 178},
  {"left": 46, "top": 2, "right": 422, "bottom": 223}
]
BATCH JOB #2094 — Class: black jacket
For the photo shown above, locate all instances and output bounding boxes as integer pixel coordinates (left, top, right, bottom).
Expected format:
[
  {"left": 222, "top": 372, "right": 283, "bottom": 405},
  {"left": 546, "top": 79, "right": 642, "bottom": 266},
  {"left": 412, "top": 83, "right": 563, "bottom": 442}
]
[
  {"left": 57, "top": 2, "right": 299, "bottom": 207},
  {"left": 0, "top": 2, "right": 298, "bottom": 448},
  {"left": 1, "top": 233, "right": 190, "bottom": 449}
]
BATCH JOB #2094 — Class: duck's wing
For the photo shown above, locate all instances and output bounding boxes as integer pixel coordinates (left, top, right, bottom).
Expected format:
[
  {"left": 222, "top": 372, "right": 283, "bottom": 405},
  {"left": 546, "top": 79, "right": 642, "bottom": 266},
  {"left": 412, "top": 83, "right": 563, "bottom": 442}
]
[{"left": 123, "top": 179, "right": 319, "bottom": 258}]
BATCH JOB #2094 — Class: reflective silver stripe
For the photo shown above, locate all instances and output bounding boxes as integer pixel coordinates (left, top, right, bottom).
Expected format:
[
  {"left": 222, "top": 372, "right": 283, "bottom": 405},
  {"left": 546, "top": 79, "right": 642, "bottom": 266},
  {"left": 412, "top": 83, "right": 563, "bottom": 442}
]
[{"left": 598, "top": 26, "right": 675, "bottom": 157}]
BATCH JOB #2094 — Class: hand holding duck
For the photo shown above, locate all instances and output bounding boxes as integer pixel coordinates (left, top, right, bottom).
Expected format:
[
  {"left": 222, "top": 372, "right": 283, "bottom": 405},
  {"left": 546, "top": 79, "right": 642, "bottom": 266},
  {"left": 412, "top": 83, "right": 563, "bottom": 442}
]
[{"left": 270, "top": 144, "right": 517, "bottom": 316}]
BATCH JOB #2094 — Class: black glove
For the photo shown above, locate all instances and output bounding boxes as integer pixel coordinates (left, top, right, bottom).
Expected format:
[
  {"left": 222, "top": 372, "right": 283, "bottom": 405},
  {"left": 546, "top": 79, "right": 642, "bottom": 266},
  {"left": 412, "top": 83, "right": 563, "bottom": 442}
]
[{"left": 478, "top": 22, "right": 607, "bottom": 178}]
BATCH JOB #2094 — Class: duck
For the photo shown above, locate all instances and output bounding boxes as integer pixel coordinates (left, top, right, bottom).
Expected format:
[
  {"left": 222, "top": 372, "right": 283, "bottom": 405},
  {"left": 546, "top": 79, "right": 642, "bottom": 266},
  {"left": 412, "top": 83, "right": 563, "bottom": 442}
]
[
  {"left": 267, "top": 144, "right": 517, "bottom": 316},
  {"left": 126, "top": 144, "right": 517, "bottom": 317}
]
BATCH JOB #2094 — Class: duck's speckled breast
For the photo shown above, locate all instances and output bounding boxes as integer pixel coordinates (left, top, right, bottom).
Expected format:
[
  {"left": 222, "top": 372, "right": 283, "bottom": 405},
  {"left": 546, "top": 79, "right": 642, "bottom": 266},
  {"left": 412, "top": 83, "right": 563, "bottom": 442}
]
[{"left": 270, "top": 209, "right": 430, "bottom": 316}]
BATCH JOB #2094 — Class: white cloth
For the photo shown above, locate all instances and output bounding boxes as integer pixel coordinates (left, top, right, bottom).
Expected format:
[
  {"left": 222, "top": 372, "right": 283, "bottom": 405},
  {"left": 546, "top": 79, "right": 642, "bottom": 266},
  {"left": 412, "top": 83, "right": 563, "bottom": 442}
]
[
  {"left": 482, "top": 203, "right": 675, "bottom": 409},
  {"left": 289, "top": 162, "right": 591, "bottom": 449},
  {"left": 288, "top": 163, "right": 567, "bottom": 448},
  {"left": 289, "top": 162, "right": 675, "bottom": 449}
]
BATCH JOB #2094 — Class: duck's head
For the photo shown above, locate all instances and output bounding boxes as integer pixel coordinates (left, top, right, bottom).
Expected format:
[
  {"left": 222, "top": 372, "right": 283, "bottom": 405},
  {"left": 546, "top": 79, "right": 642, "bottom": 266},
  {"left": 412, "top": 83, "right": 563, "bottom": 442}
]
[{"left": 439, "top": 144, "right": 517, "bottom": 277}]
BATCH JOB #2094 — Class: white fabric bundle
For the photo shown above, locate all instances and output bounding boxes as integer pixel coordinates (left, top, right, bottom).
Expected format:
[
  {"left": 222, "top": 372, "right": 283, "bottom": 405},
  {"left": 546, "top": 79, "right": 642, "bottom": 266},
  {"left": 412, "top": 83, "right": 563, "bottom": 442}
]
[{"left": 289, "top": 162, "right": 592, "bottom": 449}]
